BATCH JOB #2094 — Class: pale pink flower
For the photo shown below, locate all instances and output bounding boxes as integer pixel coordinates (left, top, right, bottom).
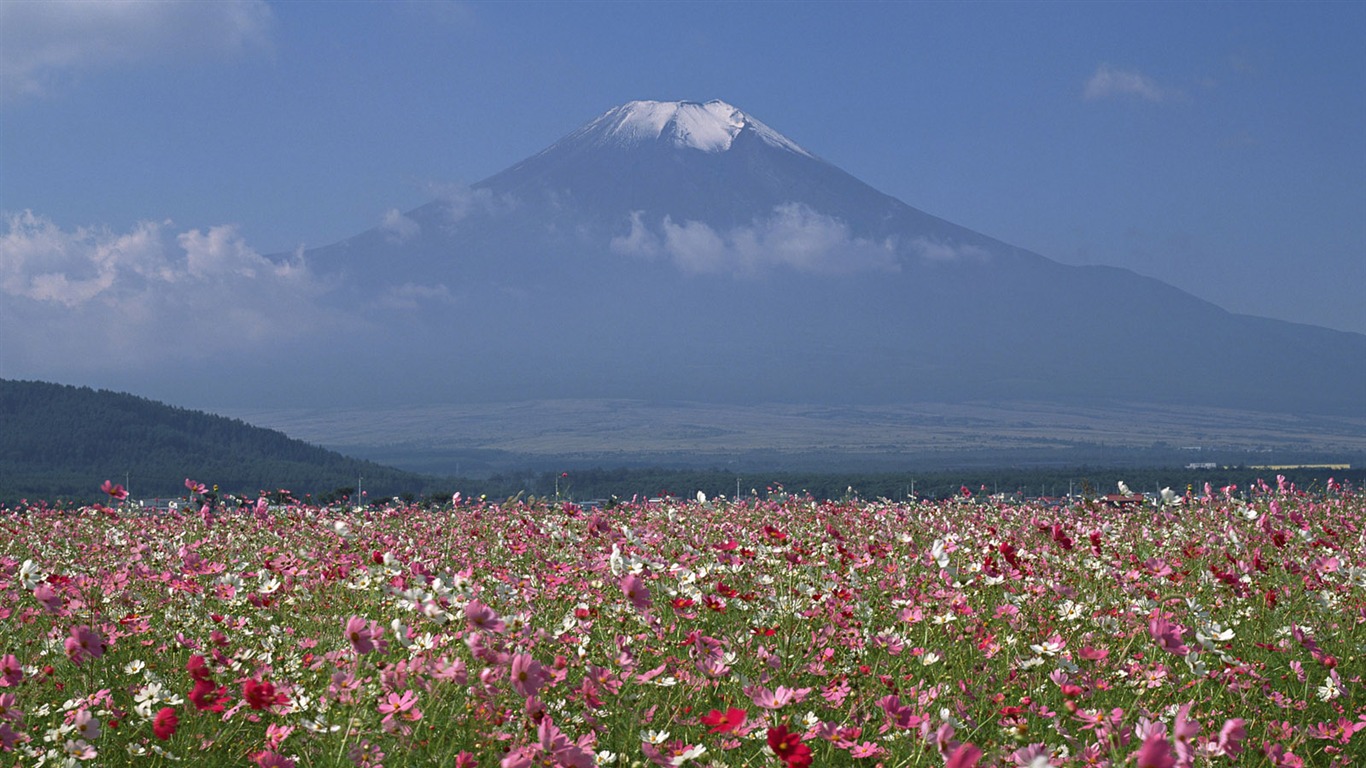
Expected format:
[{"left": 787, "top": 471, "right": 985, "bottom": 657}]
[
  {"left": 1210, "top": 719, "right": 1247, "bottom": 757},
  {"left": 1133, "top": 733, "right": 1176, "bottom": 768},
  {"left": 33, "top": 583, "right": 62, "bottom": 613}
]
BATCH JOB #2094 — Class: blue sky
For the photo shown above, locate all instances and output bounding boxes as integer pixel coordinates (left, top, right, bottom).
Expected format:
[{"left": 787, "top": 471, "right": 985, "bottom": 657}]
[{"left": 3, "top": 0, "right": 1364, "bottom": 335}]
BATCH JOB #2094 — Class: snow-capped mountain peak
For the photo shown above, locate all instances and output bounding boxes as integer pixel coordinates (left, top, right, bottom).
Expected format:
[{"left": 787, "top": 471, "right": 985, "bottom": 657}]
[{"left": 573, "top": 99, "right": 812, "bottom": 156}]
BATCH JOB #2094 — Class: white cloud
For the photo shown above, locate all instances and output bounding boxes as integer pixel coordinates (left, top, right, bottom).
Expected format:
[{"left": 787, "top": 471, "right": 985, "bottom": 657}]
[
  {"left": 380, "top": 208, "right": 421, "bottom": 243},
  {"left": 0, "top": 210, "right": 337, "bottom": 371},
  {"left": 908, "top": 237, "right": 991, "bottom": 264},
  {"left": 1083, "top": 64, "right": 1167, "bottom": 103},
  {"left": 0, "top": 0, "right": 273, "bottom": 100},
  {"left": 374, "top": 282, "right": 454, "bottom": 311},
  {"left": 424, "top": 182, "right": 515, "bottom": 226},
  {"left": 611, "top": 204, "right": 900, "bottom": 276}
]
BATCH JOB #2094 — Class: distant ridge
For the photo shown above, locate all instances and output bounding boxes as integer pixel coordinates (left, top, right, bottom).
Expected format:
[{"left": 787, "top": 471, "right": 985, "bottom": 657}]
[{"left": 0, "top": 379, "right": 431, "bottom": 502}]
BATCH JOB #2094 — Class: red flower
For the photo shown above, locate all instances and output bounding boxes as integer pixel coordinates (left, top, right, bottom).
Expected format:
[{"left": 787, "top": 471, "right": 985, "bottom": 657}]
[
  {"left": 243, "top": 679, "right": 286, "bottom": 711},
  {"left": 767, "top": 725, "right": 812, "bottom": 768},
  {"left": 189, "top": 678, "right": 229, "bottom": 712},
  {"left": 186, "top": 654, "right": 212, "bottom": 682},
  {"left": 152, "top": 707, "right": 178, "bottom": 740},
  {"left": 700, "top": 707, "right": 747, "bottom": 734}
]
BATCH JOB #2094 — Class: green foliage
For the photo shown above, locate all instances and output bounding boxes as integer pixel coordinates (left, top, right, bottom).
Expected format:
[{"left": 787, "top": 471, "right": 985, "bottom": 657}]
[{"left": 0, "top": 379, "right": 433, "bottom": 502}]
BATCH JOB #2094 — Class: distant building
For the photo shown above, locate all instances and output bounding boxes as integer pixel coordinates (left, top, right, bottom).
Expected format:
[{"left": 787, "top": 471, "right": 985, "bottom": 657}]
[
  {"left": 1100, "top": 494, "right": 1145, "bottom": 508},
  {"left": 1186, "top": 462, "right": 1218, "bottom": 470}
]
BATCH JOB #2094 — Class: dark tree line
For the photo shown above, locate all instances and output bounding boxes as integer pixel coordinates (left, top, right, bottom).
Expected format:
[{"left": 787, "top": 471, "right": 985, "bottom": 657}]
[{"left": 1, "top": 379, "right": 431, "bottom": 503}]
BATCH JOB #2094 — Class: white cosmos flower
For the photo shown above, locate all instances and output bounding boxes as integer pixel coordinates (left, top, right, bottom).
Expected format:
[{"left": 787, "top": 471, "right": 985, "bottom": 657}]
[
  {"left": 1317, "top": 675, "right": 1341, "bottom": 701},
  {"left": 674, "top": 743, "right": 707, "bottom": 764},
  {"left": 19, "top": 560, "right": 44, "bottom": 590}
]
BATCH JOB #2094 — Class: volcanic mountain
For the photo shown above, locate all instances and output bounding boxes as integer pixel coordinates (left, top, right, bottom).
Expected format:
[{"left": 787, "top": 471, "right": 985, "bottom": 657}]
[{"left": 302, "top": 99, "right": 1363, "bottom": 415}]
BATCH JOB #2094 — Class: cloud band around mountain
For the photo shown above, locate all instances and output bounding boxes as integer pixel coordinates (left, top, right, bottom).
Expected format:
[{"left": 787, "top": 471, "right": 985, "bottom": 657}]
[{"left": 610, "top": 203, "right": 900, "bottom": 276}]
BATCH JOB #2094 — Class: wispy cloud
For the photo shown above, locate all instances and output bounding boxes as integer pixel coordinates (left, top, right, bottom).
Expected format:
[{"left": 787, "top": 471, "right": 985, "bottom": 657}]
[
  {"left": 1083, "top": 64, "right": 1168, "bottom": 103},
  {"left": 0, "top": 0, "right": 273, "bottom": 101},
  {"left": 611, "top": 204, "right": 900, "bottom": 276},
  {"left": 380, "top": 208, "right": 420, "bottom": 243},
  {"left": 0, "top": 211, "right": 338, "bottom": 371}
]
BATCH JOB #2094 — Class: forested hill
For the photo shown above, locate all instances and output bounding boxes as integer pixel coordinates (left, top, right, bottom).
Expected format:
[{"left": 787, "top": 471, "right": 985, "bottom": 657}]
[{"left": 0, "top": 379, "right": 432, "bottom": 503}]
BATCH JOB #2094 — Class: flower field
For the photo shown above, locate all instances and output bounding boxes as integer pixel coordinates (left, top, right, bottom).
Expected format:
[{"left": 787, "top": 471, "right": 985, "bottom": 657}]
[{"left": 1, "top": 479, "right": 1362, "bottom": 767}]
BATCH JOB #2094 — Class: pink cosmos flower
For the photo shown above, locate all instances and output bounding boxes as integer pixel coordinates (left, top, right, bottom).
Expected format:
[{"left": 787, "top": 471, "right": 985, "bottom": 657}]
[
  {"left": 100, "top": 480, "right": 128, "bottom": 500},
  {"left": 946, "top": 743, "right": 982, "bottom": 768},
  {"left": 1148, "top": 617, "right": 1190, "bottom": 656},
  {"left": 1078, "top": 645, "right": 1109, "bottom": 662},
  {"left": 0, "top": 655, "right": 22, "bottom": 687},
  {"left": 33, "top": 583, "right": 62, "bottom": 614},
  {"left": 509, "top": 653, "right": 549, "bottom": 698},
  {"left": 1214, "top": 719, "right": 1247, "bottom": 757},
  {"left": 748, "top": 684, "right": 812, "bottom": 710},
  {"left": 344, "top": 616, "right": 385, "bottom": 655},
  {"left": 251, "top": 751, "right": 296, "bottom": 768},
  {"left": 1133, "top": 733, "right": 1176, "bottom": 768},
  {"left": 64, "top": 625, "right": 106, "bottom": 666},
  {"left": 465, "top": 599, "right": 506, "bottom": 633},
  {"left": 378, "top": 690, "right": 419, "bottom": 718},
  {"left": 621, "top": 573, "right": 652, "bottom": 611}
]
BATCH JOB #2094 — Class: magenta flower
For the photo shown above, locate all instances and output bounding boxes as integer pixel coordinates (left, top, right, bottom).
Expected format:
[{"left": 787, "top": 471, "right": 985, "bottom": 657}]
[
  {"left": 1148, "top": 616, "right": 1190, "bottom": 656},
  {"left": 152, "top": 706, "right": 178, "bottom": 740},
  {"left": 621, "top": 573, "right": 652, "bottom": 611},
  {"left": 63, "top": 625, "right": 106, "bottom": 665},
  {"left": 100, "top": 480, "right": 128, "bottom": 500}
]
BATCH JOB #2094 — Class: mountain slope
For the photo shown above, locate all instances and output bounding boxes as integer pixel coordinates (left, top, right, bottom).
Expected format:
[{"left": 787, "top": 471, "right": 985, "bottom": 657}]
[
  {"left": 296, "top": 100, "right": 1364, "bottom": 415},
  {"left": 0, "top": 379, "right": 432, "bottom": 502}
]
